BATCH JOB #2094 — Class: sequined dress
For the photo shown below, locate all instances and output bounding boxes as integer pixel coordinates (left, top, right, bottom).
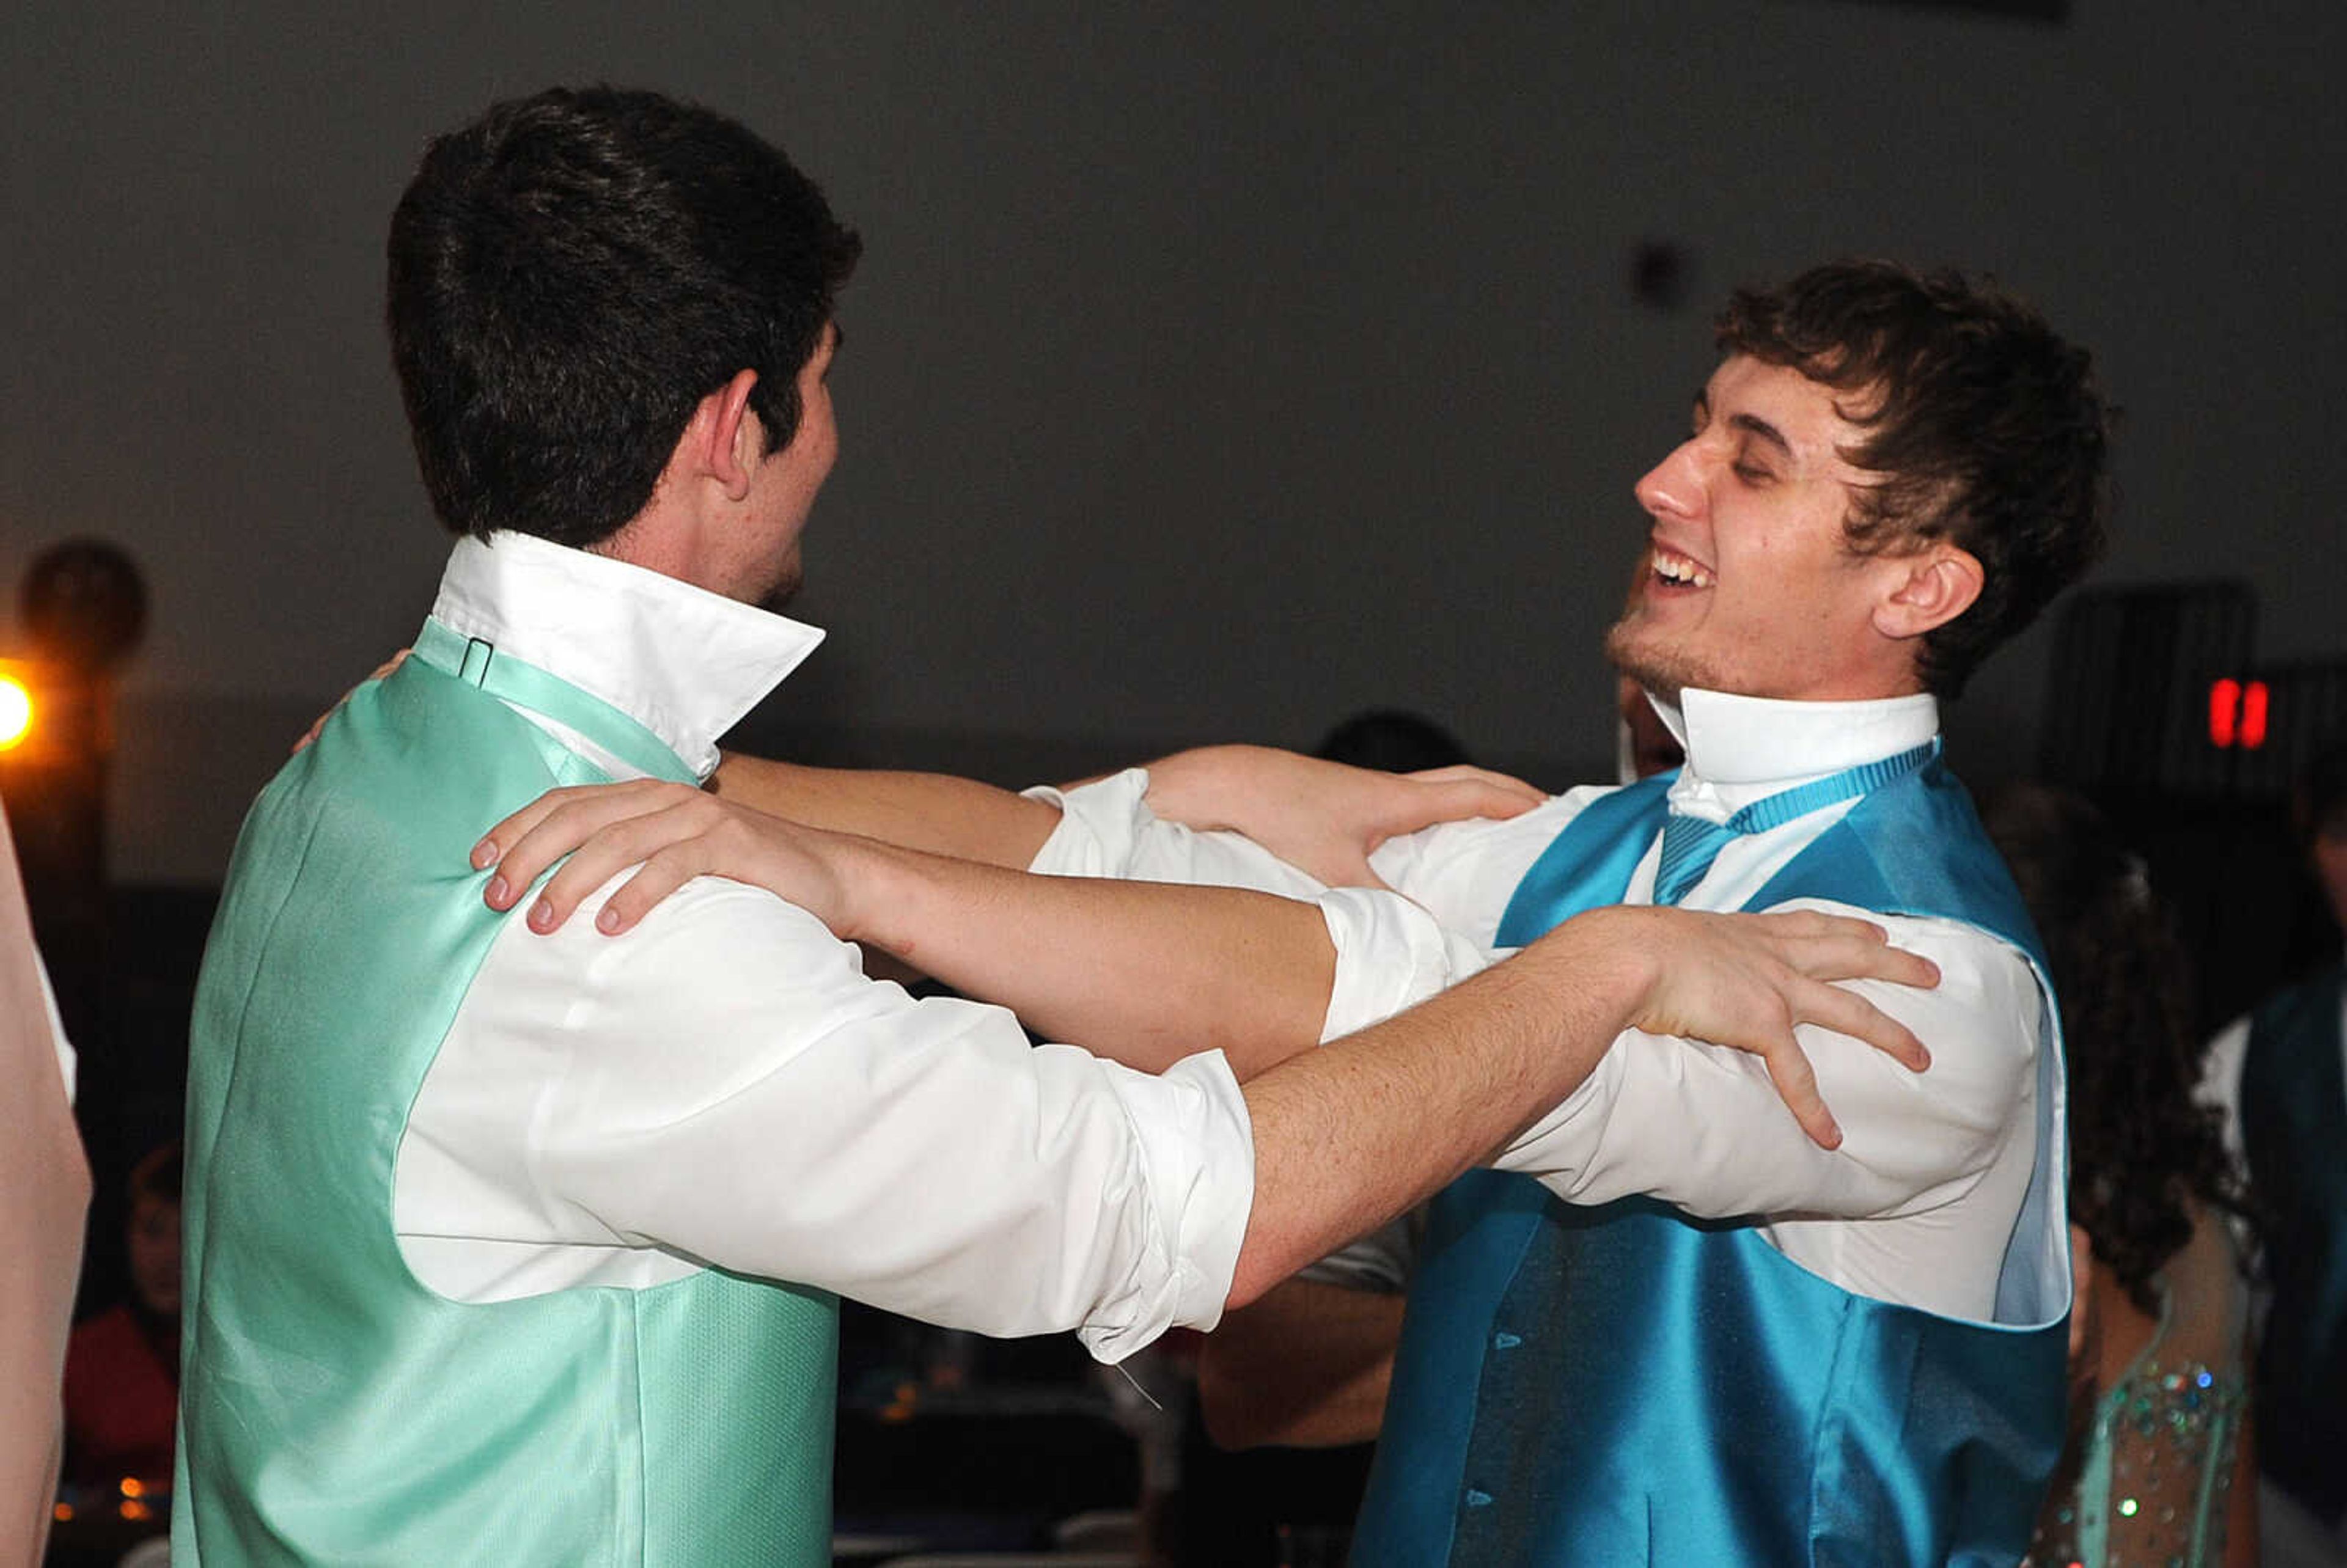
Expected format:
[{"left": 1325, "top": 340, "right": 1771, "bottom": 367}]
[{"left": 2027, "top": 1217, "right": 2249, "bottom": 1568}]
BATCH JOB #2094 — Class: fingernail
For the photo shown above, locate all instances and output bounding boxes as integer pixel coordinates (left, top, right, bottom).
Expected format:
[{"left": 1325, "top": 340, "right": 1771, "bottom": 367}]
[
  {"left": 596, "top": 906, "right": 622, "bottom": 934},
  {"left": 470, "top": 837, "right": 498, "bottom": 870},
  {"left": 529, "top": 898, "right": 555, "bottom": 931},
  {"left": 485, "top": 875, "right": 508, "bottom": 907}
]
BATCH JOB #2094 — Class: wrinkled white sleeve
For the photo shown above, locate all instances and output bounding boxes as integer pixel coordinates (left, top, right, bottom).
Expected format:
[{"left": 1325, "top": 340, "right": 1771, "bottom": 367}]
[
  {"left": 2196, "top": 1014, "right": 2258, "bottom": 1265},
  {"left": 410, "top": 874, "right": 1256, "bottom": 1363},
  {"left": 1493, "top": 904, "right": 2039, "bottom": 1221},
  {"left": 1029, "top": 768, "right": 1464, "bottom": 1044},
  {"left": 2196, "top": 1013, "right": 2250, "bottom": 1173},
  {"left": 1025, "top": 768, "right": 1329, "bottom": 896}
]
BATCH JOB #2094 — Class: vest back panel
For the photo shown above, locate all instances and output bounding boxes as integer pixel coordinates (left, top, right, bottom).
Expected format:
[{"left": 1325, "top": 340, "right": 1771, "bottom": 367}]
[{"left": 175, "top": 657, "right": 837, "bottom": 1566}]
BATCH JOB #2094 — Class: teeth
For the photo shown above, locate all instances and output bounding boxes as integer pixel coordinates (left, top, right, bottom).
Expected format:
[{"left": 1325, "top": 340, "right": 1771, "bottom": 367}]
[{"left": 1652, "top": 547, "right": 1713, "bottom": 589}]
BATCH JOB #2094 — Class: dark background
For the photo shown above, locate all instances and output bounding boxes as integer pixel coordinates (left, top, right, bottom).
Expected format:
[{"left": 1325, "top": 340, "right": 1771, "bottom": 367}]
[{"left": 2, "top": 1, "right": 2340, "bottom": 884}]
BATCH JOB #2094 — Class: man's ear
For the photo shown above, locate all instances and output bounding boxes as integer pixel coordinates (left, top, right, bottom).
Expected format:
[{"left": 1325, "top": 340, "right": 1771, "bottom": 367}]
[
  {"left": 694, "top": 368, "right": 762, "bottom": 502},
  {"left": 1873, "top": 543, "right": 1983, "bottom": 642}
]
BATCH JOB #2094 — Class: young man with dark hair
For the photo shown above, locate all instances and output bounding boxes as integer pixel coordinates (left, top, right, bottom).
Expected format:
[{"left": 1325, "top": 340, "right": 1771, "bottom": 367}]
[
  {"left": 173, "top": 89, "right": 1929, "bottom": 1566},
  {"left": 487, "top": 258, "right": 2109, "bottom": 1563}
]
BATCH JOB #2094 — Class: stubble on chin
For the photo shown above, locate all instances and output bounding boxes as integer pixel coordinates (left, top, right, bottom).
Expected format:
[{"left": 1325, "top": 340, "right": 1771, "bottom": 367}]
[
  {"left": 757, "top": 563, "right": 804, "bottom": 616},
  {"left": 1604, "top": 614, "right": 1694, "bottom": 706}
]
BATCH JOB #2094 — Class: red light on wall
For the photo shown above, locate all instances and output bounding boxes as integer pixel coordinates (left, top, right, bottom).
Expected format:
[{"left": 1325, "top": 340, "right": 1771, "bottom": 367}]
[
  {"left": 2241, "top": 680, "right": 2269, "bottom": 749},
  {"left": 2209, "top": 679, "right": 2241, "bottom": 747}
]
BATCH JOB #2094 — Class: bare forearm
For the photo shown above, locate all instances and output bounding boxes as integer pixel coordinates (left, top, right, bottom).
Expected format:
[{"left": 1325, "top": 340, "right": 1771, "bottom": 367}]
[
  {"left": 843, "top": 838, "right": 1336, "bottom": 1075},
  {"left": 713, "top": 752, "right": 1059, "bottom": 868},
  {"left": 1198, "top": 1278, "right": 1402, "bottom": 1449},
  {"left": 1232, "top": 917, "right": 1647, "bottom": 1306}
]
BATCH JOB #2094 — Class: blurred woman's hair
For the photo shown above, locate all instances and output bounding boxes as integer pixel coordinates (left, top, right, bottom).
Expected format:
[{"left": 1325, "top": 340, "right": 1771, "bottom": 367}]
[{"left": 1982, "top": 784, "right": 2241, "bottom": 1313}]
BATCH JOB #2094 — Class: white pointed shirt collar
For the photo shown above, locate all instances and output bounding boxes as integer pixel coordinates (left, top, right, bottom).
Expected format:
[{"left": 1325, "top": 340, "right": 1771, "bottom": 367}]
[
  {"left": 427, "top": 530, "right": 825, "bottom": 782},
  {"left": 1645, "top": 685, "right": 1940, "bottom": 819}
]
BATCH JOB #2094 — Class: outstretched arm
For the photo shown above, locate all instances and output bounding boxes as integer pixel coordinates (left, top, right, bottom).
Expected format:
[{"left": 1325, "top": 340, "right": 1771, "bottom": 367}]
[
  {"left": 481, "top": 786, "right": 1338, "bottom": 1075},
  {"left": 724, "top": 744, "right": 1543, "bottom": 887},
  {"left": 710, "top": 752, "right": 1063, "bottom": 868},
  {"left": 1227, "top": 901, "right": 1928, "bottom": 1303}
]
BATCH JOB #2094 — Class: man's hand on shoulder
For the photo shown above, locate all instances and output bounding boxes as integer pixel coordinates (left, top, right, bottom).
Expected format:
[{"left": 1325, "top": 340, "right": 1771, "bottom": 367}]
[
  {"left": 1140, "top": 744, "right": 1543, "bottom": 888},
  {"left": 475, "top": 782, "right": 865, "bottom": 940},
  {"left": 1528, "top": 904, "right": 1939, "bottom": 1149}
]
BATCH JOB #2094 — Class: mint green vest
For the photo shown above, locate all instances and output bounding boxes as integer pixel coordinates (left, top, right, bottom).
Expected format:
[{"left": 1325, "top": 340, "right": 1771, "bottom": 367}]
[{"left": 174, "top": 625, "right": 839, "bottom": 1566}]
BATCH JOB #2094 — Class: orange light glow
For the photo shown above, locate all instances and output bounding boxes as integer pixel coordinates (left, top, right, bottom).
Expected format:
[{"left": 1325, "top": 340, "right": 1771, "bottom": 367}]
[
  {"left": 120, "top": 1498, "right": 152, "bottom": 1521},
  {"left": 52, "top": 1503, "right": 73, "bottom": 1523},
  {"left": 0, "top": 674, "right": 29, "bottom": 752},
  {"left": 119, "top": 1476, "right": 145, "bottom": 1498}
]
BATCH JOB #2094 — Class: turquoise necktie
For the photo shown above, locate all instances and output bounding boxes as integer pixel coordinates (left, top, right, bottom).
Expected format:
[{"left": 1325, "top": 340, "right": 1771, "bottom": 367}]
[{"left": 1649, "top": 740, "right": 1940, "bottom": 906}]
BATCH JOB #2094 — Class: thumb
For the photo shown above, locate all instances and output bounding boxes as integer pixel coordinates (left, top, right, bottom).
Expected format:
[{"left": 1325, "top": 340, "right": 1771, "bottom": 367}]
[{"left": 1326, "top": 848, "right": 1393, "bottom": 892}]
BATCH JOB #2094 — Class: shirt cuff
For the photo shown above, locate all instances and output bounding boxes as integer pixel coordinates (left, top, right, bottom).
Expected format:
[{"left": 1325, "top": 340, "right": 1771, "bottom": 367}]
[
  {"left": 1024, "top": 768, "right": 1153, "bottom": 877},
  {"left": 1315, "top": 885, "right": 1485, "bottom": 1042},
  {"left": 1077, "top": 1047, "right": 1256, "bottom": 1363}
]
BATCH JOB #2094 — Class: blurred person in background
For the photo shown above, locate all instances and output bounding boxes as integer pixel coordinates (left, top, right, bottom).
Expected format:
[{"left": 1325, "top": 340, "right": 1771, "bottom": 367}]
[
  {"left": 2199, "top": 739, "right": 2347, "bottom": 1568},
  {"left": 1986, "top": 785, "right": 2254, "bottom": 1568},
  {"left": 63, "top": 1141, "right": 181, "bottom": 1493}
]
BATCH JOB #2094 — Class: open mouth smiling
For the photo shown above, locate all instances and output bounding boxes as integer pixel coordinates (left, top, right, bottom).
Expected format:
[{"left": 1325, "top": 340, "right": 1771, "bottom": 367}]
[{"left": 1650, "top": 544, "right": 1714, "bottom": 590}]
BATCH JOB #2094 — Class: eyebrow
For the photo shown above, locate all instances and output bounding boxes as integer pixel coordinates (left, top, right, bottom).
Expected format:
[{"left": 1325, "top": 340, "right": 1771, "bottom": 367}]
[
  {"left": 1726, "top": 411, "right": 1794, "bottom": 461},
  {"left": 1694, "top": 391, "right": 1794, "bottom": 463}
]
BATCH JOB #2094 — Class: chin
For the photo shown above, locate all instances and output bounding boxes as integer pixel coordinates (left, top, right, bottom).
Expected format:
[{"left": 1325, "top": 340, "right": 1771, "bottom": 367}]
[
  {"left": 1604, "top": 621, "right": 1700, "bottom": 703},
  {"left": 757, "top": 570, "right": 804, "bottom": 615}
]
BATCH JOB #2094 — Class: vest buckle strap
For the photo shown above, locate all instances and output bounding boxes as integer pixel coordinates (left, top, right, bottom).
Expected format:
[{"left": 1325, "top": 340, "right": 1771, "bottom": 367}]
[{"left": 458, "top": 637, "right": 496, "bottom": 686}]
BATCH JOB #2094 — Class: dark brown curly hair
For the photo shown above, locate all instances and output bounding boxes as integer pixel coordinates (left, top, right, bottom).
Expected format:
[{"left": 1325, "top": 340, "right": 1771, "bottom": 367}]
[
  {"left": 1716, "top": 261, "right": 2113, "bottom": 700},
  {"left": 1983, "top": 784, "right": 2241, "bottom": 1314}
]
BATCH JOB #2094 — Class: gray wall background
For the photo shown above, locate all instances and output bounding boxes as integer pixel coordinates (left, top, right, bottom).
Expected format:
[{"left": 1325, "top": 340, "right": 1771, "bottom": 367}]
[{"left": 3, "top": 2, "right": 2341, "bottom": 882}]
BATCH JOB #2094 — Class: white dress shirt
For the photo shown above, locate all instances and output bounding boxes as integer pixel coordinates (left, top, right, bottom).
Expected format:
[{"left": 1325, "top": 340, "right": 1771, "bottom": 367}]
[
  {"left": 1030, "top": 688, "right": 2047, "bottom": 1324},
  {"left": 2197, "top": 978, "right": 2347, "bottom": 1179},
  {"left": 395, "top": 532, "right": 1254, "bottom": 1362}
]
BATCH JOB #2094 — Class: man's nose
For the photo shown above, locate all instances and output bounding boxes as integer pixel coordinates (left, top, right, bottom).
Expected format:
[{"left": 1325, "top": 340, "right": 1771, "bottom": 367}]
[{"left": 1634, "top": 441, "right": 1703, "bottom": 521}]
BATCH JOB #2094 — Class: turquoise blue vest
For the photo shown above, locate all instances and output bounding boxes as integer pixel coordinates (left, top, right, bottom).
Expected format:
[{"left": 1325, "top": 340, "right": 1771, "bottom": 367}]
[
  {"left": 1353, "top": 760, "right": 2071, "bottom": 1566},
  {"left": 174, "top": 625, "right": 839, "bottom": 1565},
  {"left": 2241, "top": 961, "right": 2347, "bottom": 1526}
]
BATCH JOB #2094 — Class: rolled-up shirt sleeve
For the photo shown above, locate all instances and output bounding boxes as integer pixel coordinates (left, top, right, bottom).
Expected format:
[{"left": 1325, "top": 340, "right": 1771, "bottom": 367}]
[
  {"left": 1026, "top": 768, "right": 1328, "bottom": 896},
  {"left": 416, "top": 874, "right": 1257, "bottom": 1363},
  {"left": 1313, "top": 885, "right": 1490, "bottom": 1041}
]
